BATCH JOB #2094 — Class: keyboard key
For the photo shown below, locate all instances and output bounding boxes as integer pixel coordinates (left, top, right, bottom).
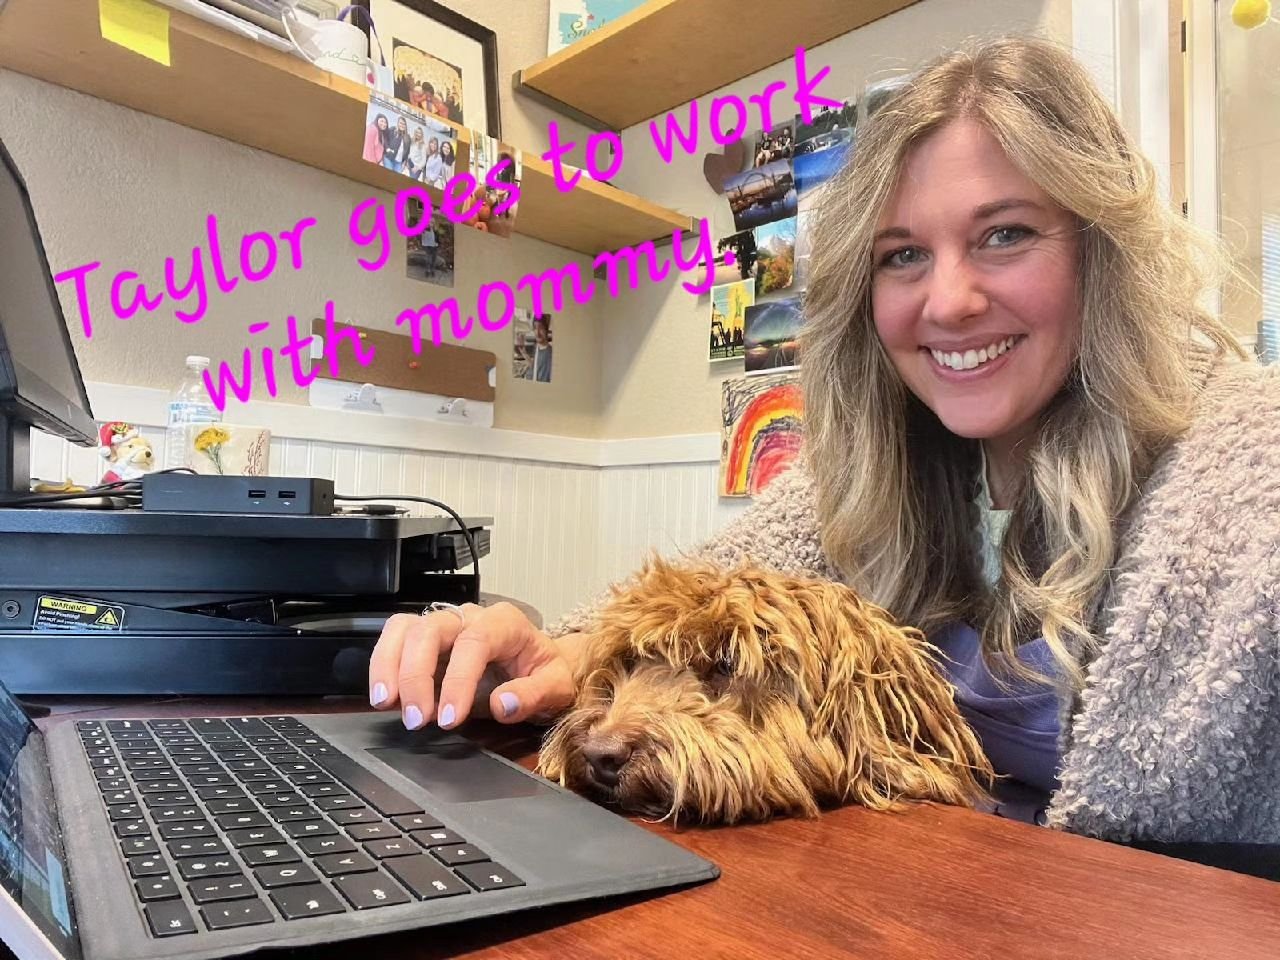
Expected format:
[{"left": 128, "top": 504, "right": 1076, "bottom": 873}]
[
  {"left": 131, "top": 768, "right": 179, "bottom": 782},
  {"left": 136, "top": 876, "right": 180, "bottom": 901},
  {"left": 85, "top": 746, "right": 115, "bottom": 758},
  {"left": 392, "top": 814, "right": 443, "bottom": 832},
  {"left": 334, "top": 871, "right": 410, "bottom": 910},
  {"left": 226, "top": 827, "right": 284, "bottom": 848},
  {"left": 282, "top": 820, "right": 336, "bottom": 840},
  {"left": 188, "top": 875, "right": 256, "bottom": 904},
  {"left": 182, "top": 764, "right": 225, "bottom": 777},
  {"left": 365, "top": 837, "right": 417, "bottom": 859},
  {"left": 206, "top": 798, "right": 256, "bottom": 815},
  {"left": 168, "top": 839, "right": 228, "bottom": 858},
  {"left": 328, "top": 808, "right": 376, "bottom": 826},
  {"left": 97, "top": 777, "right": 129, "bottom": 792},
  {"left": 455, "top": 861, "right": 525, "bottom": 892},
  {"left": 144, "top": 900, "right": 197, "bottom": 937},
  {"left": 347, "top": 823, "right": 398, "bottom": 842},
  {"left": 76, "top": 720, "right": 104, "bottom": 733},
  {"left": 138, "top": 780, "right": 186, "bottom": 794},
  {"left": 412, "top": 828, "right": 465, "bottom": 848},
  {"left": 269, "top": 806, "right": 320, "bottom": 824},
  {"left": 159, "top": 822, "right": 215, "bottom": 840},
  {"left": 122, "top": 836, "right": 160, "bottom": 857},
  {"left": 270, "top": 884, "right": 346, "bottom": 920},
  {"left": 256, "top": 792, "right": 305, "bottom": 808},
  {"left": 200, "top": 898, "right": 275, "bottom": 931},
  {"left": 171, "top": 754, "right": 217, "bottom": 766},
  {"left": 148, "top": 720, "right": 188, "bottom": 731},
  {"left": 127, "top": 855, "right": 169, "bottom": 878},
  {"left": 276, "top": 761, "right": 321, "bottom": 775},
  {"left": 152, "top": 807, "right": 205, "bottom": 824},
  {"left": 196, "top": 786, "right": 244, "bottom": 801},
  {"left": 114, "top": 820, "right": 149, "bottom": 839},
  {"left": 254, "top": 863, "right": 318, "bottom": 888},
  {"left": 105, "top": 803, "right": 142, "bottom": 821},
  {"left": 125, "top": 758, "right": 170, "bottom": 770},
  {"left": 297, "top": 835, "right": 355, "bottom": 857},
  {"left": 142, "top": 793, "right": 195, "bottom": 808},
  {"left": 241, "top": 844, "right": 300, "bottom": 867},
  {"left": 82, "top": 736, "right": 110, "bottom": 748},
  {"left": 383, "top": 855, "right": 471, "bottom": 901},
  {"left": 245, "top": 781, "right": 292, "bottom": 795},
  {"left": 101, "top": 789, "right": 135, "bottom": 805},
  {"left": 107, "top": 720, "right": 144, "bottom": 732},
  {"left": 89, "top": 756, "right": 119, "bottom": 769},
  {"left": 177, "top": 856, "right": 240, "bottom": 881},
  {"left": 216, "top": 812, "right": 271, "bottom": 831},
  {"left": 93, "top": 766, "right": 124, "bottom": 780},
  {"left": 315, "top": 851, "right": 377, "bottom": 877},
  {"left": 188, "top": 773, "right": 236, "bottom": 788},
  {"left": 120, "top": 748, "right": 164, "bottom": 760},
  {"left": 228, "top": 718, "right": 273, "bottom": 736},
  {"left": 313, "top": 795, "right": 362, "bottom": 812},
  {"left": 298, "top": 783, "right": 343, "bottom": 798},
  {"left": 190, "top": 718, "right": 230, "bottom": 734},
  {"left": 290, "top": 773, "right": 335, "bottom": 787},
  {"left": 257, "top": 743, "right": 296, "bottom": 755},
  {"left": 431, "top": 844, "right": 489, "bottom": 867}
]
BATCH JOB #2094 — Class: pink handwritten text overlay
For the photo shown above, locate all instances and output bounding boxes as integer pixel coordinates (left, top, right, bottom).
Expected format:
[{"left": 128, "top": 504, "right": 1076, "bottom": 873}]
[{"left": 51, "top": 47, "right": 832, "bottom": 412}]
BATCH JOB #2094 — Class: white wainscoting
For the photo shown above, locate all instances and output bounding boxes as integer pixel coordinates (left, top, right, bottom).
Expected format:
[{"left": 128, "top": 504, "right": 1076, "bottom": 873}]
[{"left": 28, "top": 383, "right": 750, "bottom": 624}]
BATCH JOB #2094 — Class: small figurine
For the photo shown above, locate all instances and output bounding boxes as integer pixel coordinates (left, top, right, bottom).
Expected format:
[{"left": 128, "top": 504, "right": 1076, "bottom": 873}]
[{"left": 97, "top": 421, "right": 155, "bottom": 485}]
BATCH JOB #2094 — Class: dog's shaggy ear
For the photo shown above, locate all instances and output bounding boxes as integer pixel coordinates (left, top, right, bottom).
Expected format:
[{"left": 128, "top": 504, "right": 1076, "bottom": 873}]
[{"left": 791, "top": 581, "right": 994, "bottom": 810}]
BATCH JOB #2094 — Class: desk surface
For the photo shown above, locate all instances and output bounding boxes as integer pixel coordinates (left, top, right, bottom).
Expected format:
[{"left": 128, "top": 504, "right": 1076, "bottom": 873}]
[{"left": 34, "top": 696, "right": 1280, "bottom": 960}]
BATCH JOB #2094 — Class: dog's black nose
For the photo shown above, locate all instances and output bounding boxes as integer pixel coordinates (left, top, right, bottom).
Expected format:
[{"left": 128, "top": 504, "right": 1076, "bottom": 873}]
[{"left": 582, "top": 738, "right": 632, "bottom": 787}]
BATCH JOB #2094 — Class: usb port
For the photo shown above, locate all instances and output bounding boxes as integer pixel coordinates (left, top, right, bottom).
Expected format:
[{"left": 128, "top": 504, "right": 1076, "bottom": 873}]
[
  {"left": 248, "top": 489, "right": 266, "bottom": 499},
  {"left": 277, "top": 490, "right": 296, "bottom": 499}
]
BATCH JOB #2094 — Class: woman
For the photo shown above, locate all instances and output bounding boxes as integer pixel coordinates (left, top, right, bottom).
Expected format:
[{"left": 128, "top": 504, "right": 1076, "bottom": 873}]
[
  {"left": 436, "top": 140, "right": 456, "bottom": 186},
  {"left": 362, "top": 113, "right": 388, "bottom": 165},
  {"left": 423, "top": 136, "right": 444, "bottom": 187},
  {"left": 406, "top": 126, "right": 428, "bottom": 181},
  {"left": 382, "top": 116, "right": 409, "bottom": 173},
  {"left": 367, "top": 37, "right": 1280, "bottom": 845}
]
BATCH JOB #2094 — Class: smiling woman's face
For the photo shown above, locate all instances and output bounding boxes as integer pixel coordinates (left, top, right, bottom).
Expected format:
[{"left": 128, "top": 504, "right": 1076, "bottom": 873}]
[{"left": 871, "top": 119, "right": 1082, "bottom": 447}]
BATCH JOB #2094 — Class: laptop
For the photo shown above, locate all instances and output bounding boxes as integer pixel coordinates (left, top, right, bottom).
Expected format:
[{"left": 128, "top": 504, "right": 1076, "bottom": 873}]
[{"left": 0, "top": 681, "right": 718, "bottom": 960}]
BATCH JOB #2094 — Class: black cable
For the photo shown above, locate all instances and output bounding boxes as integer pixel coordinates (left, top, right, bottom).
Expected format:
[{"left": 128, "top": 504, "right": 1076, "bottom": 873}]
[
  {"left": 0, "top": 467, "right": 197, "bottom": 508},
  {"left": 333, "top": 493, "right": 480, "bottom": 600}
]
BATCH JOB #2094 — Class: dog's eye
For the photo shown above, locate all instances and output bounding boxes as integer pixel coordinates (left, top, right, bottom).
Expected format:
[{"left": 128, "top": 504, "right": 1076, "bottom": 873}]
[{"left": 712, "top": 654, "right": 734, "bottom": 677}]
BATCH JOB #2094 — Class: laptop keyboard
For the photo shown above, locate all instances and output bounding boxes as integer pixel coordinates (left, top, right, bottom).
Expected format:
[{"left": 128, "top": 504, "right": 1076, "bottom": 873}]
[{"left": 75, "top": 716, "right": 525, "bottom": 938}]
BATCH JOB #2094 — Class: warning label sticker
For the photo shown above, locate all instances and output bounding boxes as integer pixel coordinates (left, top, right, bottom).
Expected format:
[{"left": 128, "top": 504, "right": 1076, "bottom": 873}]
[{"left": 33, "top": 595, "right": 127, "bottom": 632}]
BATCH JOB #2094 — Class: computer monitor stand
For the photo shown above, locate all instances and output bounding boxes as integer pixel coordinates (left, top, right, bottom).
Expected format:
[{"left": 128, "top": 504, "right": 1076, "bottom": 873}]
[{"left": 0, "top": 413, "right": 31, "bottom": 497}]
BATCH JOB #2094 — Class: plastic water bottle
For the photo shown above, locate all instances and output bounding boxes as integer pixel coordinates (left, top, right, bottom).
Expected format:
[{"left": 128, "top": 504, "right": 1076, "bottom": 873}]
[{"left": 164, "top": 355, "right": 222, "bottom": 469}]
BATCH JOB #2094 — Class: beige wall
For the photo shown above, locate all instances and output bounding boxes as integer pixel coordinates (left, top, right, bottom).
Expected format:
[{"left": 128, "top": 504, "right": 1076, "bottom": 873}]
[
  {"left": 1, "top": 0, "right": 1079, "bottom": 442},
  {"left": 599, "top": 0, "right": 1077, "bottom": 439}
]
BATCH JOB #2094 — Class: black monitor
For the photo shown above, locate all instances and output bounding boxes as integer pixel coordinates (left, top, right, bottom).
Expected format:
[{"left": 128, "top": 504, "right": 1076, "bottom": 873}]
[{"left": 0, "top": 138, "right": 96, "bottom": 496}]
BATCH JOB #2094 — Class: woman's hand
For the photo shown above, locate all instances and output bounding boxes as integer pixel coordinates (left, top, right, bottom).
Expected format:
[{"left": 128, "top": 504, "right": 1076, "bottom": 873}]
[{"left": 368, "top": 602, "right": 577, "bottom": 730}]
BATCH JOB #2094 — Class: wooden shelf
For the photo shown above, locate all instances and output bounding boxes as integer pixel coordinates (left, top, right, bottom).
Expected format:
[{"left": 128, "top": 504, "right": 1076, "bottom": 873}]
[
  {"left": 517, "top": 0, "right": 921, "bottom": 131},
  {"left": 0, "top": 0, "right": 691, "bottom": 256}
]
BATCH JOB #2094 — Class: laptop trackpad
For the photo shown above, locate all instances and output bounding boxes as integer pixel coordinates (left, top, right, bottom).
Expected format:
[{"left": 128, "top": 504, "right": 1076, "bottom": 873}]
[{"left": 366, "top": 740, "right": 550, "bottom": 803}]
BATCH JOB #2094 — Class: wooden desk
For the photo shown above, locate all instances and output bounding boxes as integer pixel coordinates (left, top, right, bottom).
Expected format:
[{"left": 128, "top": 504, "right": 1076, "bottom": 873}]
[{"left": 35, "top": 696, "right": 1280, "bottom": 960}]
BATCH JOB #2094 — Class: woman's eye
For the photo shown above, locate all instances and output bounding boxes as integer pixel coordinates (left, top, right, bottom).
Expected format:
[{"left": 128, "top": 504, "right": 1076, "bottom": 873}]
[
  {"left": 984, "top": 225, "right": 1032, "bottom": 248},
  {"left": 880, "top": 246, "right": 925, "bottom": 269}
]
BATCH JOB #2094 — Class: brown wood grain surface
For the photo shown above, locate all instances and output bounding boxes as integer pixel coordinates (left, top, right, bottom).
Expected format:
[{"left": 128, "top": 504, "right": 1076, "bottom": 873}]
[{"left": 36, "top": 696, "right": 1280, "bottom": 959}]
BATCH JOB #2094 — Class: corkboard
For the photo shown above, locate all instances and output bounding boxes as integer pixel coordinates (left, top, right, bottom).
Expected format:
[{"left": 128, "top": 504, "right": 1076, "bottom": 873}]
[{"left": 310, "top": 319, "right": 495, "bottom": 403}]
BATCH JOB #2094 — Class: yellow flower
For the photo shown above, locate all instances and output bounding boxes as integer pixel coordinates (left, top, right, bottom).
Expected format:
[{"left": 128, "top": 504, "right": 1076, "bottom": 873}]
[{"left": 194, "top": 426, "right": 231, "bottom": 451}]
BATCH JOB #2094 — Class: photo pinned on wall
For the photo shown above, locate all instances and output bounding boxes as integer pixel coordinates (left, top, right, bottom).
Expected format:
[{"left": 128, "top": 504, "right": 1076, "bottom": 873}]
[
  {"left": 749, "top": 118, "right": 795, "bottom": 169},
  {"left": 712, "top": 229, "right": 757, "bottom": 286},
  {"left": 404, "top": 196, "right": 455, "bottom": 287},
  {"left": 753, "top": 216, "right": 796, "bottom": 296},
  {"left": 720, "top": 372, "right": 804, "bottom": 498},
  {"left": 744, "top": 295, "right": 804, "bottom": 375},
  {"left": 356, "top": 0, "right": 502, "bottom": 138},
  {"left": 513, "top": 308, "right": 553, "bottom": 383},
  {"left": 392, "top": 37, "right": 464, "bottom": 124},
  {"left": 710, "top": 280, "right": 754, "bottom": 362},
  {"left": 547, "top": 0, "right": 647, "bottom": 55},
  {"left": 465, "top": 131, "right": 522, "bottom": 239},
  {"left": 793, "top": 101, "right": 855, "bottom": 199},
  {"left": 361, "top": 91, "right": 457, "bottom": 186},
  {"left": 725, "top": 158, "right": 796, "bottom": 232}
]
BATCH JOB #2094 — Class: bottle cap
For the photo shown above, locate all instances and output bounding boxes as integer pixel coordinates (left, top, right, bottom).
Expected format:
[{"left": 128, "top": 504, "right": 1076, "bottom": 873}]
[{"left": 186, "top": 355, "right": 211, "bottom": 367}]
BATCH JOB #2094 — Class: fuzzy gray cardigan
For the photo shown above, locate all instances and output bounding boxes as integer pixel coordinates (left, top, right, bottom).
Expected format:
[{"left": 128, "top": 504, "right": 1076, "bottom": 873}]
[{"left": 550, "top": 355, "right": 1280, "bottom": 843}]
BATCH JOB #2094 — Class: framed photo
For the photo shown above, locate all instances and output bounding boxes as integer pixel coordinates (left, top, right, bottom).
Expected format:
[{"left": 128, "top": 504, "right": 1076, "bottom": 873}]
[
  {"left": 354, "top": 0, "right": 501, "bottom": 139},
  {"left": 547, "top": 1, "right": 647, "bottom": 56}
]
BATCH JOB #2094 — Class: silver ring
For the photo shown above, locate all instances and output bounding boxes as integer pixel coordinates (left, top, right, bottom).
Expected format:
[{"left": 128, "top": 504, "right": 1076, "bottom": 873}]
[{"left": 423, "top": 601, "right": 466, "bottom": 623}]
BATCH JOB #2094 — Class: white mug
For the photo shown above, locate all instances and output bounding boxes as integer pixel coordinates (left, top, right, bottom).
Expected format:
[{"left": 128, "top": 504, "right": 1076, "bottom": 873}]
[{"left": 284, "top": 15, "right": 375, "bottom": 86}]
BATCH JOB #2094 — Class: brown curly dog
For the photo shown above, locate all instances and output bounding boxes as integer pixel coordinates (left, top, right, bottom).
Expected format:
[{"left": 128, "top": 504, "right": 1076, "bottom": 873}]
[{"left": 537, "top": 558, "right": 993, "bottom": 825}]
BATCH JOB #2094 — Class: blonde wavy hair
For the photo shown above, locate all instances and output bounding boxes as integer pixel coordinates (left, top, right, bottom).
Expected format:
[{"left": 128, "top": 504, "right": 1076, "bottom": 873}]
[{"left": 801, "top": 35, "right": 1245, "bottom": 686}]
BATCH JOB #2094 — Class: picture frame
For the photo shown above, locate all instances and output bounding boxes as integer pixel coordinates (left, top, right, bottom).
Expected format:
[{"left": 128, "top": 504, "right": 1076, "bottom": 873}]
[{"left": 353, "top": 0, "right": 502, "bottom": 139}]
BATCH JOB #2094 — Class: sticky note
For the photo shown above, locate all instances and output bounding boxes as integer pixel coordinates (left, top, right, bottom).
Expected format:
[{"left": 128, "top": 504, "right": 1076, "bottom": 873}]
[{"left": 99, "top": 0, "right": 171, "bottom": 67}]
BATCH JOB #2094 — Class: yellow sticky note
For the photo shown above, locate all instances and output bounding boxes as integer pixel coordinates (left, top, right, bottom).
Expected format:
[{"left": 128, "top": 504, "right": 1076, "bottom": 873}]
[{"left": 99, "top": 0, "right": 171, "bottom": 67}]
